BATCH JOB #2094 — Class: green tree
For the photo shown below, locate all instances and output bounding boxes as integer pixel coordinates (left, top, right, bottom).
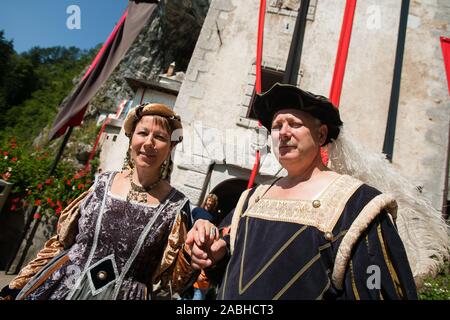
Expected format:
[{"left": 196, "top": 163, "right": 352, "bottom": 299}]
[
  {"left": 0, "top": 44, "right": 98, "bottom": 144},
  {"left": 0, "top": 30, "right": 15, "bottom": 116}
]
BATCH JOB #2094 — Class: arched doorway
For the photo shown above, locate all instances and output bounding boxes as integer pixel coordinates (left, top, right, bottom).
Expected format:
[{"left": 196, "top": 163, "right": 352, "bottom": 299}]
[{"left": 209, "top": 178, "right": 255, "bottom": 226}]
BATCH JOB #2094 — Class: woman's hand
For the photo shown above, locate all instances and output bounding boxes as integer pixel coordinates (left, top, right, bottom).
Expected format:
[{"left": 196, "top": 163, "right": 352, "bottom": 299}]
[{"left": 186, "top": 219, "right": 228, "bottom": 270}]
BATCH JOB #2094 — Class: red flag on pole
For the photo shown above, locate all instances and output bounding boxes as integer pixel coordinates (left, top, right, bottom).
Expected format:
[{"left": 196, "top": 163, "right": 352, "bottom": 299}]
[
  {"left": 247, "top": 0, "right": 266, "bottom": 189},
  {"left": 323, "top": 0, "right": 357, "bottom": 164},
  {"left": 329, "top": 0, "right": 357, "bottom": 107},
  {"left": 440, "top": 37, "right": 450, "bottom": 94}
]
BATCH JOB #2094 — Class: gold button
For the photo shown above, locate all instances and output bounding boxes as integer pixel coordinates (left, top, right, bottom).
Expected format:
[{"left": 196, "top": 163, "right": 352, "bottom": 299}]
[
  {"left": 312, "top": 200, "right": 321, "bottom": 208},
  {"left": 324, "top": 232, "right": 333, "bottom": 241},
  {"left": 97, "top": 271, "right": 107, "bottom": 281}
]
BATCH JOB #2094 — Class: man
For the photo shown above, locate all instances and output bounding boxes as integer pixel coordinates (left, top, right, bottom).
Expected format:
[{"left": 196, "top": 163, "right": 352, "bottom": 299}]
[{"left": 186, "top": 83, "right": 417, "bottom": 300}]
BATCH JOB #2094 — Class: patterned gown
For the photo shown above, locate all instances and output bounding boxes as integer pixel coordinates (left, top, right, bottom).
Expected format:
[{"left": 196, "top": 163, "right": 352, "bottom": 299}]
[{"left": 15, "top": 171, "right": 192, "bottom": 300}]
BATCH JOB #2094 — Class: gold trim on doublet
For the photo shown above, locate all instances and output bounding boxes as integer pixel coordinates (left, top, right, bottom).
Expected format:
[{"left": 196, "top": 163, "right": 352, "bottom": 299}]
[
  {"left": 238, "top": 217, "right": 308, "bottom": 295},
  {"left": 245, "top": 175, "right": 363, "bottom": 233}
]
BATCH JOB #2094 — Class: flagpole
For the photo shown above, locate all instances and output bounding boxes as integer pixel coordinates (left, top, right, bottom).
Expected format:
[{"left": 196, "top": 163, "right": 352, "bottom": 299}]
[
  {"left": 48, "top": 126, "right": 74, "bottom": 176},
  {"left": 329, "top": 0, "right": 357, "bottom": 106},
  {"left": 323, "top": 0, "right": 357, "bottom": 164},
  {"left": 247, "top": 0, "right": 266, "bottom": 189},
  {"left": 440, "top": 36, "right": 450, "bottom": 218},
  {"left": 382, "top": 0, "right": 410, "bottom": 161},
  {"left": 282, "top": 0, "right": 310, "bottom": 85}
]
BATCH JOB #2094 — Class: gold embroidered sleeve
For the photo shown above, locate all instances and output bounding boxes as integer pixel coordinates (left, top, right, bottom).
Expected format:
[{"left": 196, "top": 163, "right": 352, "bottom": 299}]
[
  {"left": 9, "top": 235, "right": 63, "bottom": 290},
  {"left": 8, "top": 189, "right": 91, "bottom": 290},
  {"left": 152, "top": 211, "right": 197, "bottom": 298}
]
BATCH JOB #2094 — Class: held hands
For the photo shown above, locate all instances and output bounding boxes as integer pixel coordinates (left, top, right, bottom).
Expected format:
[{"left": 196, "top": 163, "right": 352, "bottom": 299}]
[{"left": 185, "top": 219, "right": 228, "bottom": 270}]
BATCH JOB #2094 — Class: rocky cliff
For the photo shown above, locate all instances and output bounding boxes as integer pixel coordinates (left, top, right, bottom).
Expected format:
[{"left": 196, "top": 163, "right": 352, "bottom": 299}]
[{"left": 85, "top": 0, "right": 211, "bottom": 116}]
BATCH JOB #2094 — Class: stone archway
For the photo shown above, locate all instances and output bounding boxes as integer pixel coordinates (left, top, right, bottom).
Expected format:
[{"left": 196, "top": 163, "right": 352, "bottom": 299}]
[{"left": 209, "top": 178, "right": 255, "bottom": 226}]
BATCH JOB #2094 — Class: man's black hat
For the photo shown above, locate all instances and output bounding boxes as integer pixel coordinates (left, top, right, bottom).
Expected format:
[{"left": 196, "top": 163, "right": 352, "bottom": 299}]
[{"left": 253, "top": 83, "right": 343, "bottom": 145}]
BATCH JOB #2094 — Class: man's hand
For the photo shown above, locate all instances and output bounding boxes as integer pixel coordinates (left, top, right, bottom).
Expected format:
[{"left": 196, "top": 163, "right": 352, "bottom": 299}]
[{"left": 186, "top": 219, "right": 228, "bottom": 270}]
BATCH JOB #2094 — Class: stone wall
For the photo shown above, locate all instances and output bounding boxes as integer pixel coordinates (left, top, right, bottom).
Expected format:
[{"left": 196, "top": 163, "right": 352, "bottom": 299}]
[{"left": 171, "top": 0, "right": 450, "bottom": 210}]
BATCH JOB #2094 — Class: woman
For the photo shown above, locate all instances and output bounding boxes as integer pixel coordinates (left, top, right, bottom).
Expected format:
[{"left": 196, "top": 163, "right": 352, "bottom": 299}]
[
  {"left": 1, "top": 103, "right": 196, "bottom": 300},
  {"left": 191, "top": 193, "right": 219, "bottom": 225}
]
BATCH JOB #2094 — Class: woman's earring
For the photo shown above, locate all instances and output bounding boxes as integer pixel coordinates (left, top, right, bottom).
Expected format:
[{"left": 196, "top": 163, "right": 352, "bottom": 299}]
[
  {"left": 160, "top": 159, "right": 168, "bottom": 179},
  {"left": 160, "top": 158, "right": 173, "bottom": 181},
  {"left": 123, "top": 148, "right": 134, "bottom": 170}
]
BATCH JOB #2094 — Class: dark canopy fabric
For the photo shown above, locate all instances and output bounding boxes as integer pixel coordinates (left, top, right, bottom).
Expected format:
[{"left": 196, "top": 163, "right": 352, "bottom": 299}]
[{"left": 49, "top": 0, "right": 158, "bottom": 140}]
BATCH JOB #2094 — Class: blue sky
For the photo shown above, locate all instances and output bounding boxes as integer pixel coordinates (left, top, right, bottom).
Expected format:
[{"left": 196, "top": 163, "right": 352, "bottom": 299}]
[{"left": 0, "top": 0, "right": 129, "bottom": 53}]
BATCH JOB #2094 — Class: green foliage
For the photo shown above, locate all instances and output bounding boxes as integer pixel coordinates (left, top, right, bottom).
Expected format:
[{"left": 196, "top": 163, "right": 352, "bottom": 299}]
[
  {"left": 0, "top": 34, "right": 102, "bottom": 219},
  {"left": 0, "top": 136, "right": 98, "bottom": 218},
  {"left": 0, "top": 31, "right": 15, "bottom": 117},
  {"left": 2, "top": 53, "right": 40, "bottom": 109},
  {"left": 419, "top": 262, "right": 450, "bottom": 300},
  {"left": 0, "top": 32, "right": 98, "bottom": 143},
  {"left": 0, "top": 31, "right": 14, "bottom": 73}
]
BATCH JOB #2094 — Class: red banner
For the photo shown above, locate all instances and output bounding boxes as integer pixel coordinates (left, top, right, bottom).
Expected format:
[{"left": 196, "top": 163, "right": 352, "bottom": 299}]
[{"left": 440, "top": 37, "right": 450, "bottom": 94}]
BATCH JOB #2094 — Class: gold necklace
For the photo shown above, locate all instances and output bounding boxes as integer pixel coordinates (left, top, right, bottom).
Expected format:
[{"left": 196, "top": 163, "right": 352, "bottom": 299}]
[{"left": 127, "top": 173, "right": 161, "bottom": 203}]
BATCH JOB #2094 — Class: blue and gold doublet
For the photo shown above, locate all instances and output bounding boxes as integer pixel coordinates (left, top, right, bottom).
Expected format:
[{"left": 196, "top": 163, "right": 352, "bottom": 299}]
[{"left": 213, "top": 175, "right": 417, "bottom": 300}]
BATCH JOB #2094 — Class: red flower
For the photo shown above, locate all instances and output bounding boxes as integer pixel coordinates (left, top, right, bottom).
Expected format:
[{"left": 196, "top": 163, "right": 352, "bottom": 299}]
[
  {"left": 55, "top": 206, "right": 62, "bottom": 215},
  {"left": 10, "top": 204, "right": 17, "bottom": 212},
  {"left": 12, "top": 197, "right": 20, "bottom": 203},
  {"left": 11, "top": 157, "right": 17, "bottom": 162},
  {"left": 3, "top": 151, "right": 8, "bottom": 157},
  {"left": 37, "top": 183, "right": 43, "bottom": 190},
  {"left": 27, "top": 190, "right": 32, "bottom": 196},
  {"left": 77, "top": 183, "right": 85, "bottom": 190},
  {"left": 34, "top": 199, "right": 41, "bottom": 206},
  {"left": 86, "top": 179, "right": 92, "bottom": 185},
  {"left": 47, "top": 198, "right": 55, "bottom": 207},
  {"left": 57, "top": 200, "right": 62, "bottom": 207},
  {"left": 33, "top": 212, "right": 41, "bottom": 219},
  {"left": 45, "top": 179, "right": 52, "bottom": 185}
]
